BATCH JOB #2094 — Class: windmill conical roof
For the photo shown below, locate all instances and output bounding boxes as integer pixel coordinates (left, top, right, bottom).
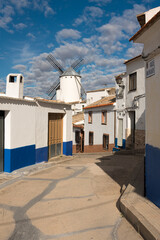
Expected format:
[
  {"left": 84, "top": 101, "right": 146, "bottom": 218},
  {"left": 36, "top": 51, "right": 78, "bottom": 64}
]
[{"left": 60, "top": 67, "right": 81, "bottom": 77}]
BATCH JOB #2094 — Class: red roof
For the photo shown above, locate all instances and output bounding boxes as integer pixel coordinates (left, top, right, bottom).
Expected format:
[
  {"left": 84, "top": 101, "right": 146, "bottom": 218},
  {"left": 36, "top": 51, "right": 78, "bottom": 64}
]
[{"left": 84, "top": 96, "right": 115, "bottom": 110}]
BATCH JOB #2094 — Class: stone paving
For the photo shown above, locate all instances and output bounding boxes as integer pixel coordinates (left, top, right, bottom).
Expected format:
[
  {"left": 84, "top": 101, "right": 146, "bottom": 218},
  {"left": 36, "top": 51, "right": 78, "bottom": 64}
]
[{"left": 0, "top": 153, "right": 143, "bottom": 240}]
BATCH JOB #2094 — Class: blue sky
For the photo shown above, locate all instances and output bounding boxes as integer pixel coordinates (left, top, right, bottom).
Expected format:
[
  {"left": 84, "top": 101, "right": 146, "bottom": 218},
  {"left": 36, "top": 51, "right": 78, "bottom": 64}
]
[{"left": 0, "top": 0, "right": 159, "bottom": 98}]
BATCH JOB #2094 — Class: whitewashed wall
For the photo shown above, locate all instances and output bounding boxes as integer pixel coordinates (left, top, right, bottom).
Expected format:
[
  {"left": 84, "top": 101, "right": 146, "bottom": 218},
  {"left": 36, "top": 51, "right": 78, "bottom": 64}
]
[
  {"left": 133, "top": 11, "right": 160, "bottom": 208},
  {"left": 137, "top": 19, "right": 160, "bottom": 56},
  {"left": 0, "top": 98, "right": 36, "bottom": 149},
  {"left": 57, "top": 75, "right": 81, "bottom": 103},
  {"left": 144, "top": 53, "right": 160, "bottom": 148},
  {"left": 125, "top": 56, "right": 145, "bottom": 131},
  {"left": 115, "top": 75, "right": 126, "bottom": 143},
  {"left": 86, "top": 90, "right": 108, "bottom": 105},
  {"left": 145, "top": 7, "right": 160, "bottom": 25},
  {"left": 0, "top": 96, "right": 72, "bottom": 172},
  {"left": 84, "top": 105, "right": 115, "bottom": 146},
  {"left": 63, "top": 109, "right": 72, "bottom": 143}
]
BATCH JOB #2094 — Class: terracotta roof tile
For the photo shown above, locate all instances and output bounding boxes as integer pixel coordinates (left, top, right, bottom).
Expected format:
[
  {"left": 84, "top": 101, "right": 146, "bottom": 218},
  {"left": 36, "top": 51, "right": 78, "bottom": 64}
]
[
  {"left": 86, "top": 87, "right": 115, "bottom": 93},
  {"left": 72, "top": 112, "right": 84, "bottom": 124},
  {"left": 84, "top": 96, "right": 116, "bottom": 109}
]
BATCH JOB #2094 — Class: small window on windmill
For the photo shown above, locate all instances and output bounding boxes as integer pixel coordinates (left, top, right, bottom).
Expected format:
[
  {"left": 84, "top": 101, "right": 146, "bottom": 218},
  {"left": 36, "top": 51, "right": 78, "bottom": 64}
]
[
  {"left": 9, "top": 76, "right": 17, "bottom": 83},
  {"left": 20, "top": 76, "right": 23, "bottom": 83}
]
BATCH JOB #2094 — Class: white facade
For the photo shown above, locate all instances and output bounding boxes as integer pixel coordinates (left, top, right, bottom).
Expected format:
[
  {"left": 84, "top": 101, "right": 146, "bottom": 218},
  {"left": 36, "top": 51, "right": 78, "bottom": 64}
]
[
  {"left": 115, "top": 73, "right": 126, "bottom": 148},
  {"left": 125, "top": 56, "right": 145, "bottom": 147},
  {"left": 56, "top": 69, "right": 81, "bottom": 103},
  {"left": 85, "top": 106, "right": 115, "bottom": 144},
  {"left": 84, "top": 98, "right": 116, "bottom": 152},
  {"left": 115, "top": 55, "right": 145, "bottom": 150},
  {"left": 0, "top": 74, "right": 72, "bottom": 173},
  {"left": 86, "top": 88, "right": 115, "bottom": 105},
  {"left": 71, "top": 101, "right": 86, "bottom": 115},
  {"left": 6, "top": 74, "right": 24, "bottom": 99},
  {"left": 131, "top": 8, "right": 160, "bottom": 207}
]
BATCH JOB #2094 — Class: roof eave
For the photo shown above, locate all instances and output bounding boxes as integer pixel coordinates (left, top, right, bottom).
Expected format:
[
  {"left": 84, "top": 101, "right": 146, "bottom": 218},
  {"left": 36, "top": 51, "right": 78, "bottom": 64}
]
[
  {"left": 84, "top": 102, "right": 114, "bottom": 110},
  {"left": 130, "top": 11, "right": 160, "bottom": 42},
  {"left": 124, "top": 55, "right": 142, "bottom": 64}
]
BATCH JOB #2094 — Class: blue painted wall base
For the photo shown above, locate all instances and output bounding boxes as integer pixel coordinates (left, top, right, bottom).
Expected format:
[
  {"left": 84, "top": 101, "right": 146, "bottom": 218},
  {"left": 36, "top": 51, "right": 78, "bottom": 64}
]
[
  {"left": 115, "top": 138, "right": 118, "bottom": 148},
  {"left": 4, "top": 145, "right": 36, "bottom": 173},
  {"left": 115, "top": 138, "right": 126, "bottom": 149},
  {"left": 146, "top": 144, "right": 160, "bottom": 208},
  {"left": 63, "top": 141, "right": 72, "bottom": 156},
  {"left": 36, "top": 146, "right": 48, "bottom": 163}
]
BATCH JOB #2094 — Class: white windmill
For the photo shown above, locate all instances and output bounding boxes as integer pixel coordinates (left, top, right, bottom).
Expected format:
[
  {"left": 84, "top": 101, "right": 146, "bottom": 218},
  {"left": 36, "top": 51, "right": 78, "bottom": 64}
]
[{"left": 46, "top": 54, "right": 86, "bottom": 103}]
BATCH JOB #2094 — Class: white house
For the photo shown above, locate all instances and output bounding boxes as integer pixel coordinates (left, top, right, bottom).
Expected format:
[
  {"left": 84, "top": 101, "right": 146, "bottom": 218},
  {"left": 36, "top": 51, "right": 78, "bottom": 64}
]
[
  {"left": 86, "top": 87, "right": 115, "bottom": 105},
  {"left": 0, "top": 74, "right": 72, "bottom": 173},
  {"left": 83, "top": 96, "right": 116, "bottom": 153},
  {"left": 115, "top": 72, "right": 126, "bottom": 149},
  {"left": 130, "top": 7, "right": 160, "bottom": 207},
  {"left": 115, "top": 55, "right": 145, "bottom": 151},
  {"left": 125, "top": 55, "right": 145, "bottom": 150},
  {"left": 71, "top": 100, "right": 86, "bottom": 115}
]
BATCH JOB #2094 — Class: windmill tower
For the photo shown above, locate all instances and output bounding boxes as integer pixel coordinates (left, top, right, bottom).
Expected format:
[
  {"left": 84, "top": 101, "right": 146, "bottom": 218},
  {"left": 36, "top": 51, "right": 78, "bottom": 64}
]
[{"left": 46, "top": 54, "right": 85, "bottom": 103}]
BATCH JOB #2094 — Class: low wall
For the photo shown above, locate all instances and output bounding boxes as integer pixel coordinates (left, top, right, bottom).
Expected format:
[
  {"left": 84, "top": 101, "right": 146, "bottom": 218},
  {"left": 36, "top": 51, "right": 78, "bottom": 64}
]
[{"left": 84, "top": 144, "right": 114, "bottom": 153}]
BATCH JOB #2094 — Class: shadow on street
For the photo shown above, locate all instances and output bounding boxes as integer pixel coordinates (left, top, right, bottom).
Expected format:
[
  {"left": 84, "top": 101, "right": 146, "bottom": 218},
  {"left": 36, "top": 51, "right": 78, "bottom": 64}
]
[{"left": 96, "top": 152, "right": 144, "bottom": 196}]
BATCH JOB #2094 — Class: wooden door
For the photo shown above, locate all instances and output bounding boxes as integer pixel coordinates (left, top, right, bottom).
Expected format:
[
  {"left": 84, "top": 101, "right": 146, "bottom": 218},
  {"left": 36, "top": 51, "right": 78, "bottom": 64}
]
[
  {"left": 48, "top": 113, "right": 63, "bottom": 159},
  {"left": 103, "top": 134, "right": 109, "bottom": 150},
  {"left": 129, "top": 111, "right": 135, "bottom": 144},
  {"left": 80, "top": 129, "right": 84, "bottom": 152}
]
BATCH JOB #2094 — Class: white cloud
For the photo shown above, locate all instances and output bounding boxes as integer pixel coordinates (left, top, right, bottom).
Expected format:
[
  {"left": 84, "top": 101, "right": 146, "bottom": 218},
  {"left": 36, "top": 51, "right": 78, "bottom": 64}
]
[
  {"left": 44, "top": 5, "right": 55, "bottom": 17},
  {"left": 0, "top": 78, "right": 6, "bottom": 93},
  {"left": 126, "top": 43, "right": 143, "bottom": 58},
  {"left": 12, "top": 64, "right": 27, "bottom": 72},
  {"left": 13, "top": 23, "right": 27, "bottom": 30},
  {"left": 13, "top": 44, "right": 35, "bottom": 64},
  {"left": 88, "top": 0, "right": 112, "bottom": 5},
  {"left": 97, "top": 4, "right": 146, "bottom": 55},
  {"left": 56, "top": 29, "right": 81, "bottom": 43},
  {"left": 53, "top": 43, "right": 89, "bottom": 63},
  {"left": 10, "top": 0, "right": 30, "bottom": 10},
  {"left": 27, "top": 32, "right": 36, "bottom": 40},
  {"left": 0, "top": 0, "right": 55, "bottom": 32},
  {"left": 95, "top": 57, "right": 126, "bottom": 68},
  {"left": 16, "top": 35, "right": 128, "bottom": 97},
  {"left": 47, "top": 43, "right": 54, "bottom": 49},
  {"left": 10, "top": 0, "right": 55, "bottom": 16},
  {"left": 0, "top": 5, "right": 14, "bottom": 32},
  {"left": 73, "top": 6, "right": 103, "bottom": 26},
  {"left": 32, "top": 0, "right": 55, "bottom": 17},
  {"left": 6, "top": 4, "right": 147, "bottom": 97}
]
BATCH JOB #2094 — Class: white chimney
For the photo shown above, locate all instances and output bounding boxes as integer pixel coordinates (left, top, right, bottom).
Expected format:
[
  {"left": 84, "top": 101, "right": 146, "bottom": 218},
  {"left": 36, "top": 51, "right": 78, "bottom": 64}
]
[{"left": 6, "top": 74, "right": 24, "bottom": 99}]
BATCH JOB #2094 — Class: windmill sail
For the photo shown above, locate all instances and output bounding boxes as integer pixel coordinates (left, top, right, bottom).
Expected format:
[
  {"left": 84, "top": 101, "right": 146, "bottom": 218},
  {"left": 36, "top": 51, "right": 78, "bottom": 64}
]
[
  {"left": 46, "top": 54, "right": 85, "bottom": 101},
  {"left": 71, "top": 58, "right": 84, "bottom": 71},
  {"left": 46, "top": 54, "right": 64, "bottom": 74},
  {"left": 47, "top": 78, "right": 60, "bottom": 99}
]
